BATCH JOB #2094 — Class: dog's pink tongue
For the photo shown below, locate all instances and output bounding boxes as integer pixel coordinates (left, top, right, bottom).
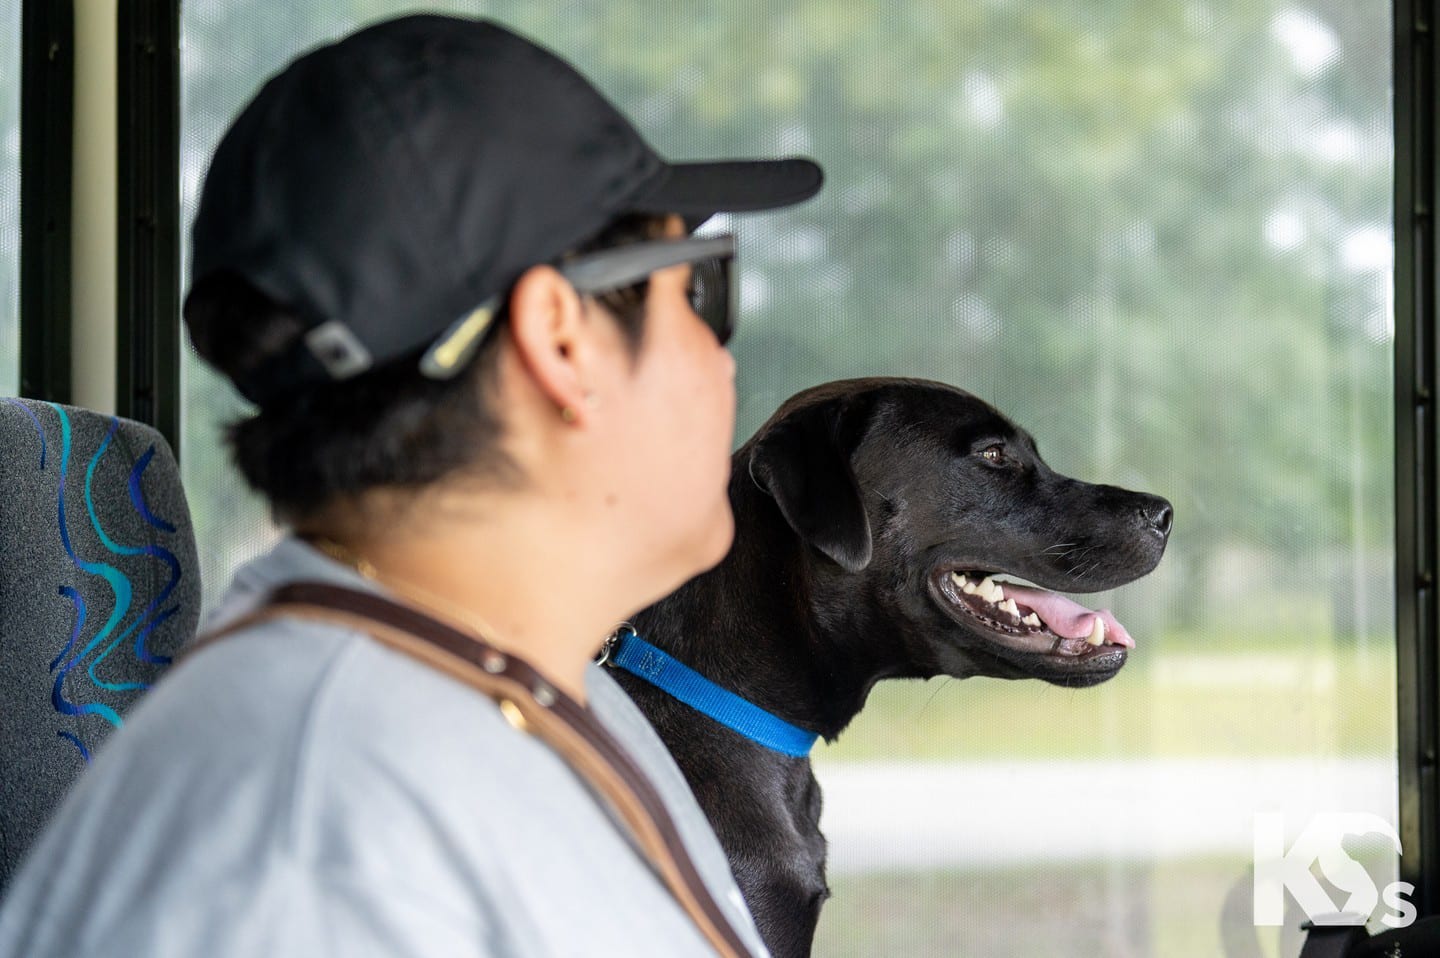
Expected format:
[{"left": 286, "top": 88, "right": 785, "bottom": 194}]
[{"left": 1001, "top": 584, "right": 1135, "bottom": 649}]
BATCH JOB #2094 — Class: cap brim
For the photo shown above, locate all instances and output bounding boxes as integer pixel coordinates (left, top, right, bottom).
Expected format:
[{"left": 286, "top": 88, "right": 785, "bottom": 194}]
[{"left": 629, "top": 157, "right": 823, "bottom": 228}]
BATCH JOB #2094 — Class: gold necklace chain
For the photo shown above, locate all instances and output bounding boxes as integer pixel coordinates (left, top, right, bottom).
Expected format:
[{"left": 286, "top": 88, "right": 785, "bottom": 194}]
[{"left": 305, "top": 536, "right": 508, "bottom": 647}]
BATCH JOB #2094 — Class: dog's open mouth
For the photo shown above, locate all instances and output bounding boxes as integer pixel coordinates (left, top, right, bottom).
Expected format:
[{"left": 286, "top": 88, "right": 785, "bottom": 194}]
[{"left": 933, "top": 570, "right": 1134, "bottom": 660}]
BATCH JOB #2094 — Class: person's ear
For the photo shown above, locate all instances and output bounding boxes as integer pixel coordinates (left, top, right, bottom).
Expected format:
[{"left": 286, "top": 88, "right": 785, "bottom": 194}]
[
  {"left": 747, "top": 396, "right": 875, "bottom": 573},
  {"left": 505, "top": 264, "right": 593, "bottom": 425}
]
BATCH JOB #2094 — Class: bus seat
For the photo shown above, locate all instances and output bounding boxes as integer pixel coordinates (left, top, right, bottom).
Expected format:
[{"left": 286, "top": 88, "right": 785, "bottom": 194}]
[{"left": 0, "top": 399, "right": 200, "bottom": 894}]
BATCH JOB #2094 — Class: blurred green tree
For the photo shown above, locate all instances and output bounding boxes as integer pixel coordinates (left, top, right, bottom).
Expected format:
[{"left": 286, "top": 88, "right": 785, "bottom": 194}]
[{"left": 178, "top": 0, "right": 1391, "bottom": 632}]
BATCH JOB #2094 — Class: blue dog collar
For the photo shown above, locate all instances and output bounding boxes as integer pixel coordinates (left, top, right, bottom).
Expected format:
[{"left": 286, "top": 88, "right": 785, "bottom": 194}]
[{"left": 604, "top": 629, "right": 819, "bottom": 758}]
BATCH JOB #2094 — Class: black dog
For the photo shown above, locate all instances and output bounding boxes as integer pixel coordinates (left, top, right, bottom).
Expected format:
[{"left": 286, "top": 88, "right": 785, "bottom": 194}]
[{"left": 612, "top": 377, "right": 1172, "bottom": 958}]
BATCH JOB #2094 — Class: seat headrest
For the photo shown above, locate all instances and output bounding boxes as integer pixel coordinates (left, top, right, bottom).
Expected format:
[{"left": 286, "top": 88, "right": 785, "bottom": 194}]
[{"left": 0, "top": 399, "right": 201, "bottom": 894}]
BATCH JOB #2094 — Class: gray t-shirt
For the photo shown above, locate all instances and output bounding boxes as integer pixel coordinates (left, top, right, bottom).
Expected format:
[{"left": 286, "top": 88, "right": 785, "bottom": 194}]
[{"left": 0, "top": 538, "right": 767, "bottom": 957}]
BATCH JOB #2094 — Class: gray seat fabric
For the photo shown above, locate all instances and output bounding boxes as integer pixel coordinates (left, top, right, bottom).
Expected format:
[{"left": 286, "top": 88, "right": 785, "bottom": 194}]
[{"left": 0, "top": 399, "right": 200, "bottom": 894}]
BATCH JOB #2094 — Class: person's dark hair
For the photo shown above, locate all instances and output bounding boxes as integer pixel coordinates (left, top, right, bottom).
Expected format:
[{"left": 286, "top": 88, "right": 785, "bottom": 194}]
[{"left": 184, "top": 213, "right": 671, "bottom": 524}]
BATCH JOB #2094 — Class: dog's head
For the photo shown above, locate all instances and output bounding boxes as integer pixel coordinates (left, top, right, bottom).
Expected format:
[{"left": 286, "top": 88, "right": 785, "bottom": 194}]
[{"left": 742, "top": 377, "right": 1171, "bottom": 688}]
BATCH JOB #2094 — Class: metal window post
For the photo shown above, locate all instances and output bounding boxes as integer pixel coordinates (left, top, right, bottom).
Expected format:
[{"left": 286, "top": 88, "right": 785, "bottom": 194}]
[
  {"left": 1396, "top": 0, "right": 1440, "bottom": 915},
  {"left": 116, "top": 0, "right": 180, "bottom": 453},
  {"left": 19, "top": 0, "right": 74, "bottom": 404}
]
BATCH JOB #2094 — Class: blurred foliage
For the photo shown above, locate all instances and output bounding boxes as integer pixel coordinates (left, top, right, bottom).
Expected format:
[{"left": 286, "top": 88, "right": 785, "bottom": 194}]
[
  {"left": 0, "top": 2, "right": 1396, "bottom": 953},
  {"left": 181, "top": 2, "right": 1402, "bottom": 955},
  {"left": 822, "top": 634, "right": 1394, "bottom": 761},
  {"left": 815, "top": 855, "right": 1385, "bottom": 958},
  {"left": 178, "top": 0, "right": 1392, "bottom": 641}
]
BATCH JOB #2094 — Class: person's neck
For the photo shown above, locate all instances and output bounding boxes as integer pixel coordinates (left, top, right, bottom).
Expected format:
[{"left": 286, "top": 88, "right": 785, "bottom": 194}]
[{"left": 306, "top": 495, "right": 628, "bottom": 706}]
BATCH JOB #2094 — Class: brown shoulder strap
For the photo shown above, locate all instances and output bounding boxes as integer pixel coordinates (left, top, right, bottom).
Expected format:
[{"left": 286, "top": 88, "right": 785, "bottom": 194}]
[{"left": 192, "top": 581, "right": 754, "bottom": 958}]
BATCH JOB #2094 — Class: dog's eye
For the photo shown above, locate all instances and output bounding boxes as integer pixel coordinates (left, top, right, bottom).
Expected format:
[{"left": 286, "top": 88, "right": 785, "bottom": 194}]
[{"left": 980, "top": 445, "right": 1006, "bottom": 464}]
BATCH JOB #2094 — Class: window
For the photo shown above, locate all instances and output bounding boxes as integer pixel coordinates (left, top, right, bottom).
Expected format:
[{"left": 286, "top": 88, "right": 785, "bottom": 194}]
[
  {"left": 0, "top": 0, "right": 20, "bottom": 396},
  {"left": 181, "top": 3, "right": 1394, "bottom": 953}
]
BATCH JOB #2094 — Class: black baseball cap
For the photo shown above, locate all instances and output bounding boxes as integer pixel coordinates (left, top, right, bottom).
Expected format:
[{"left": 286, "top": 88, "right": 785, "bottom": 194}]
[{"left": 186, "top": 14, "right": 823, "bottom": 406}]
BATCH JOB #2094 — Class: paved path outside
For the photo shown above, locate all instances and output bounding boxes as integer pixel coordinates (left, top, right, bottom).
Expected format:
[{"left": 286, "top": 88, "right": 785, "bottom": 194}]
[{"left": 813, "top": 758, "right": 1396, "bottom": 874}]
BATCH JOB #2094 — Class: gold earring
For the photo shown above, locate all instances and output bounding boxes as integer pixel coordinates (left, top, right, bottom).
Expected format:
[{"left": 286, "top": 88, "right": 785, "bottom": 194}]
[{"left": 560, "top": 405, "right": 578, "bottom": 423}]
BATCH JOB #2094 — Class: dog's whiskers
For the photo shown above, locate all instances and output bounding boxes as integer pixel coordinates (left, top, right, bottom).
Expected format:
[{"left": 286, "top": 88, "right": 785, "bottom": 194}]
[
  {"left": 1068, "top": 557, "right": 1106, "bottom": 582},
  {"left": 1026, "top": 541, "right": 1079, "bottom": 559},
  {"left": 920, "top": 677, "right": 954, "bottom": 716},
  {"left": 1052, "top": 545, "right": 1099, "bottom": 571}
]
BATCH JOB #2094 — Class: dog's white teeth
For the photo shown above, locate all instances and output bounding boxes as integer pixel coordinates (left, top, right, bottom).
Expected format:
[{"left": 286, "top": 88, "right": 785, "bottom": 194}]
[
  {"left": 999, "top": 598, "right": 1020, "bottom": 618},
  {"left": 954, "top": 572, "right": 979, "bottom": 595},
  {"left": 1023, "top": 612, "right": 1041, "bottom": 628},
  {"left": 978, "top": 577, "right": 1001, "bottom": 602},
  {"left": 1086, "top": 617, "right": 1107, "bottom": 647}
]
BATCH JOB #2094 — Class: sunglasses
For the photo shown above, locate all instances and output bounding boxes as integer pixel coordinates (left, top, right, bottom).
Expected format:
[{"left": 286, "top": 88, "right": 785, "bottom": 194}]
[{"left": 558, "top": 233, "right": 738, "bottom": 345}]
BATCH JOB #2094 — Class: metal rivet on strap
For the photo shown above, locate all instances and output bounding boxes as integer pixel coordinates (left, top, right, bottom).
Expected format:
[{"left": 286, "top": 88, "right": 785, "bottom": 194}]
[
  {"left": 532, "top": 682, "right": 556, "bottom": 708},
  {"left": 482, "top": 651, "right": 507, "bottom": 674},
  {"left": 499, "top": 699, "right": 528, "bottom": 731}
]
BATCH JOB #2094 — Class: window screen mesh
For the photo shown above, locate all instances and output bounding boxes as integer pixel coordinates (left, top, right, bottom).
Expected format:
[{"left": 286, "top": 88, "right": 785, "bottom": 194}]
[{"left": 180, "top": 3, "right": 1394, "bottom": 954}]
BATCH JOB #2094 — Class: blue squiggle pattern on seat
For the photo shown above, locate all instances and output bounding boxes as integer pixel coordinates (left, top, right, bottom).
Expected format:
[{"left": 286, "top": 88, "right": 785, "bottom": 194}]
[
  {"left": 49, "top": 587, "right": 87, "bottom": 673},
  {"left": 3, "top": 397, "right": 47, "bottom": 469},
  {"left": 56, "top": 731, "right": 91, "bottom": 764},
  {"left": 81, "top": 422, "right": 180, "bottom": 684},
  {"left": 132, "top": 605, "right": 178, "bottom": 667},
  {"left": 125, "top": 447, "right": 180, "bottom": 665},
  {"left": 128, "top": 446, "right": 177, "bottom": 535},
  {"left": 51, "top": 408, "right": 126, "bottom": 729},
  {"left": 17, "top": 402, "right": 186, "bottom": 761}
]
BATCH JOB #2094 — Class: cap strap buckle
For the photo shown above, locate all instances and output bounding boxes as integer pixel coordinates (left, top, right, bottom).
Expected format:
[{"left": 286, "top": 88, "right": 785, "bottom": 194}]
[
  {"left": 420, "top": 299, "right": 500, "bottom": 379},
  {"left": 304, "top": 321, "right": 374, "bottom": 380}
]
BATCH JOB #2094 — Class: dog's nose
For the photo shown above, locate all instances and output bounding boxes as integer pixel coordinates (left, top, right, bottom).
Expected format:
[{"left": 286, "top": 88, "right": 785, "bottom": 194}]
[{"left": 1142, "top": 499, "right": 1173, "bottom": 538}]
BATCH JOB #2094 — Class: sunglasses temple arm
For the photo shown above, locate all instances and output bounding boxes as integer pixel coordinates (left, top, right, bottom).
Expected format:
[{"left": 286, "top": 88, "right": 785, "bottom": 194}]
[{"left": 559, "top": 236, "right": 735, "bottom": 293}]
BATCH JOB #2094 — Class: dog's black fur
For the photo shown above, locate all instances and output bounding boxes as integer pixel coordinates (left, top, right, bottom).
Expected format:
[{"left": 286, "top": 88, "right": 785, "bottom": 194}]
[{"left": 617, "top": 378, "right": 1172, "bottom": 958}]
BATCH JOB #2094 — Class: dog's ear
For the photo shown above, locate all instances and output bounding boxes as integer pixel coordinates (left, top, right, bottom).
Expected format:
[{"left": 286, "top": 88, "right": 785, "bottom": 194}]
[{"left": 748, "top": 397, "right": 873, "bottom": 573}]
